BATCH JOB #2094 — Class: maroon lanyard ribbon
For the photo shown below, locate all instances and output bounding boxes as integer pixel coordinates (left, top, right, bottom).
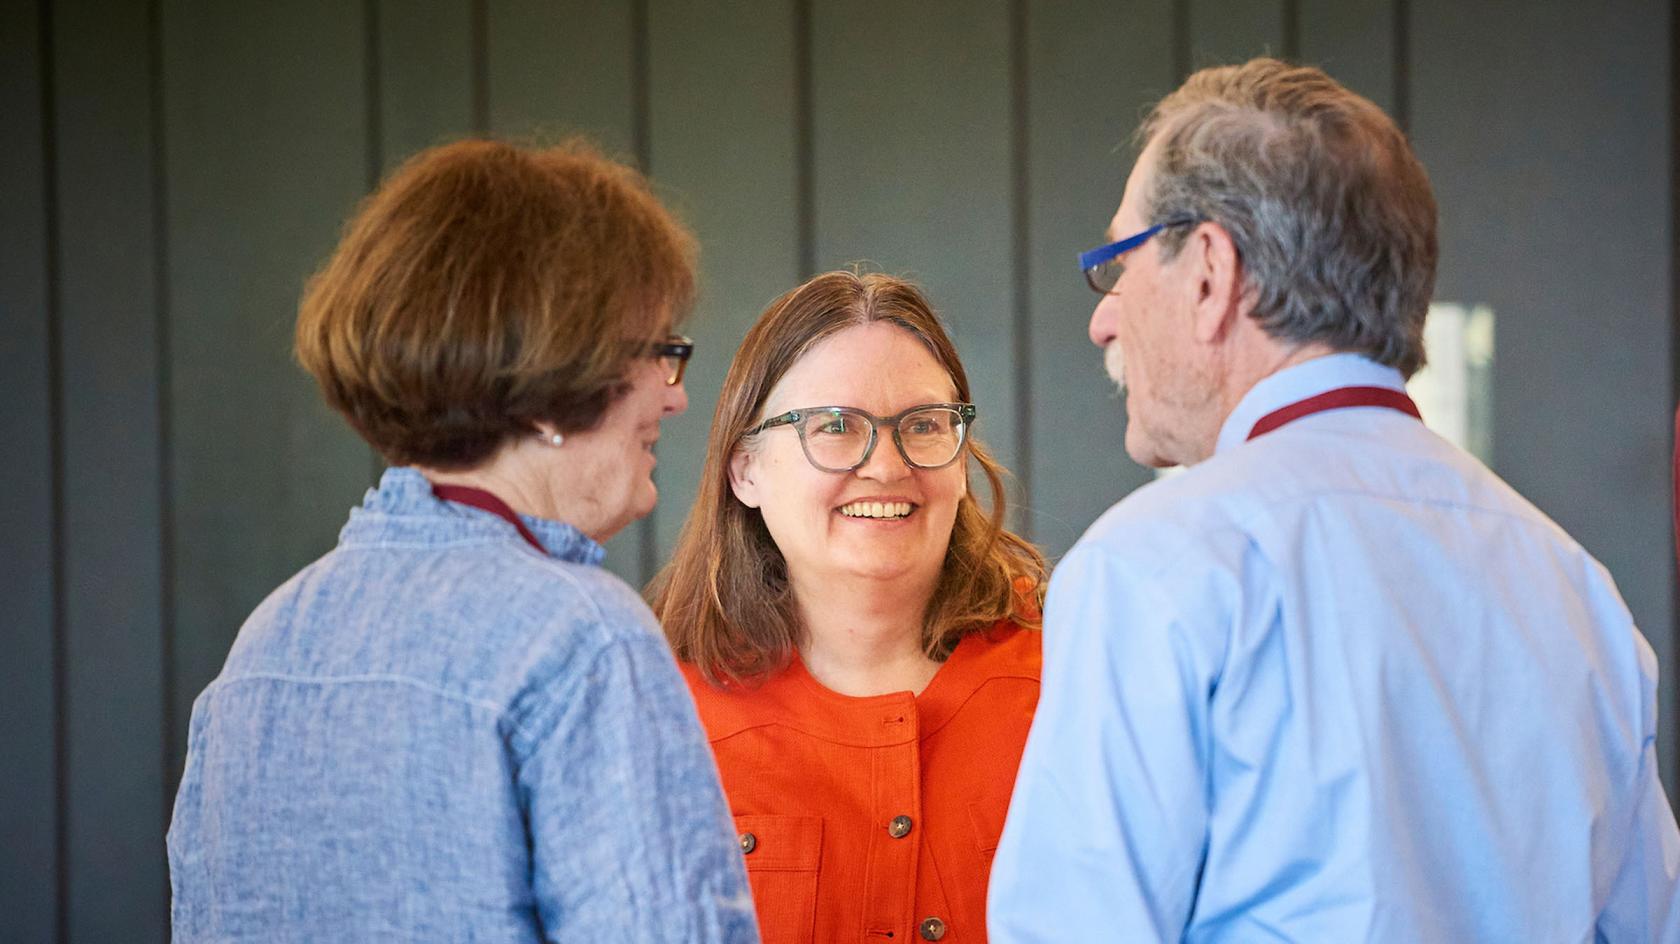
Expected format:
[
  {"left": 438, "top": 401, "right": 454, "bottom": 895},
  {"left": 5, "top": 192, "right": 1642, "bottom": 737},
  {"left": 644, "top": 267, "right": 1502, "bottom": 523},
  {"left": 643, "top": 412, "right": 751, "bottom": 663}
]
[
  {"left": 430, "top": 483, "right": 548, "bottom": 555},
  {"left": 1247, "top": 385, "right": 1422, "bottom": 441}
]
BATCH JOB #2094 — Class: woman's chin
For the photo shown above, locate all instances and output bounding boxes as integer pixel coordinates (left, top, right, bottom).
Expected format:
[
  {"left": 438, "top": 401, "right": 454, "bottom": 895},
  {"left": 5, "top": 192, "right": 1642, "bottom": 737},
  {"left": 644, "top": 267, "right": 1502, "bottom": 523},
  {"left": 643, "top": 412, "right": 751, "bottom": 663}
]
[
  {"left": 836, "top": 550, "right": 940, "bottom": 584},
  {"left": 586, "top": 481, "right": 658, "bottom": 544},
  {"left": 625, "top": 482, "right": 658, "bottom": 526}
]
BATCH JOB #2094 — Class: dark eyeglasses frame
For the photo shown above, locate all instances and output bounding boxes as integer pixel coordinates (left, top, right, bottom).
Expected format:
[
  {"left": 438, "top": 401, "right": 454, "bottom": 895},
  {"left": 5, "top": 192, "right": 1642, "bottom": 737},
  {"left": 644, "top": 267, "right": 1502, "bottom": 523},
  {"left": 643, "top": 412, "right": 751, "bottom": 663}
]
[
  {"left": 745, "top": 402, "right": 979, "bottom": 473},
  {"left": 1076, "top": 217, "right": 1201, "bottom": 295},
  {"left": 645, "top": 335, "right": 694, "bottom": 386}
]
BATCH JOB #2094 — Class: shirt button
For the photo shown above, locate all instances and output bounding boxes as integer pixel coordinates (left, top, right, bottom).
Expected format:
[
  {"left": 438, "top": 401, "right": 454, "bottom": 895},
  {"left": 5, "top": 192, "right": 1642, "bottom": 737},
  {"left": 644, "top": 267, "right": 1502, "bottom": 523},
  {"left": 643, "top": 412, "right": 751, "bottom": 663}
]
[
  {"left": 739, "top": 832, "right": 757, "bottom": 854},
  {"left": 919, "top": 916, "right": 947, "bottom": 940},
  {"left": 887, "top": 815, "right": 913, "bottom": 838}
]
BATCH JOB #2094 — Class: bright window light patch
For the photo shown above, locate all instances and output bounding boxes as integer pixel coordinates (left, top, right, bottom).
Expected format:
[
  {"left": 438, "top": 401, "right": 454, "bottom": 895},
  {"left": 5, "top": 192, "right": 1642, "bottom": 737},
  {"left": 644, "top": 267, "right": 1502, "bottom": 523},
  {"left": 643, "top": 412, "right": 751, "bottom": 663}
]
[
  {"left": 1408, "top": 303, "right": 1495, "bottom": 463},
  {"left": 1150, "top": 303, "right": 1495, "bottom": 479}
]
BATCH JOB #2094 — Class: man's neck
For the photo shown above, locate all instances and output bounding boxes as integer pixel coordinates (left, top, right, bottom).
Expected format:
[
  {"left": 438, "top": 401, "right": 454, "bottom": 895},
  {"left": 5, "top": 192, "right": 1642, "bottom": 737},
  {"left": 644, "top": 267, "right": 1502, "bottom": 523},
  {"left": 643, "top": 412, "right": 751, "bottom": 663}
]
[
  {"left": 1213, "top": 339, "right": 1340, "bottom": 437},
  {"left": 1165, "top": 338, "right": 1338, "bottom": 467}
]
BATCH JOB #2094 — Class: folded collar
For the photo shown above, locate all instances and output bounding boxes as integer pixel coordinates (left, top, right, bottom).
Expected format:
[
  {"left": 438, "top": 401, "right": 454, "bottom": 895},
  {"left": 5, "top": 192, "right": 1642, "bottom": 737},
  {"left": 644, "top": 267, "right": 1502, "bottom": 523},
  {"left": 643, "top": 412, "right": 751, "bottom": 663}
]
[{"left": 1214, "top": 353, "right": 1407, "bottom": 457}]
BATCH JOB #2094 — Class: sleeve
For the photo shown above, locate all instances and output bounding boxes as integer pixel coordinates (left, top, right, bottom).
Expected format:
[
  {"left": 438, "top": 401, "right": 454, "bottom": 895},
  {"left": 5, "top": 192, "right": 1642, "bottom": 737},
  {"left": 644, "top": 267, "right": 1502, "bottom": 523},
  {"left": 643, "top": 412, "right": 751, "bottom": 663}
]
[
  {"left": 1596, "top": 641, "right": 1680, "bottom": 942},
  {"left": 516, "top": 633, "right": 760, "bottom": 944},
  {"left": 987, "top": 542, "right": 1220, "bottom": 943}
]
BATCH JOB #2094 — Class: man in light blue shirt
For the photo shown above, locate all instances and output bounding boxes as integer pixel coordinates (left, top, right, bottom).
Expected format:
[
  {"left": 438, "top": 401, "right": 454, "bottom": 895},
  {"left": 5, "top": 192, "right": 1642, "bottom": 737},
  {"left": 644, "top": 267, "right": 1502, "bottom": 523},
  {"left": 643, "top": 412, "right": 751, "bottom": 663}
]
[{"left": 989, "top": 58, "right": 1680, "bottom": 942}]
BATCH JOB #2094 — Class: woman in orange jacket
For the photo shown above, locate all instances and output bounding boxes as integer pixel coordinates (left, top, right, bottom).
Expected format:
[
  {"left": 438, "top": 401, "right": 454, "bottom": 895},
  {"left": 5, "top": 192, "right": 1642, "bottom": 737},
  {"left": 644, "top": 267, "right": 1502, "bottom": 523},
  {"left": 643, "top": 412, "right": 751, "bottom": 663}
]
[{"left": 651, "top": 270, "right": 1046, "bottom": 943}]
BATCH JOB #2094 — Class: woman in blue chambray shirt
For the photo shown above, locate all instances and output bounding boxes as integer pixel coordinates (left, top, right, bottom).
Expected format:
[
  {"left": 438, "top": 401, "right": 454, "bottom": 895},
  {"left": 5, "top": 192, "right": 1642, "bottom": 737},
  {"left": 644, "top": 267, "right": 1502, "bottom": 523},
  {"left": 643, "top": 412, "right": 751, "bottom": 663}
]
[{"left": 167, "top": 139, "right": 758, "bottom": 943}]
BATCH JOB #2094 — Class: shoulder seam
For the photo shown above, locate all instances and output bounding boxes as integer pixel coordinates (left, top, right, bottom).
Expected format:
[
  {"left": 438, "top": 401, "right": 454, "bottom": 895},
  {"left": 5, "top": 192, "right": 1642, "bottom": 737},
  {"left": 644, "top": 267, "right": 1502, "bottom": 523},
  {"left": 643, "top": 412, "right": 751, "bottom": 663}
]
[{"left": 206, "top": 671, "right": 529, "bottom": 736}]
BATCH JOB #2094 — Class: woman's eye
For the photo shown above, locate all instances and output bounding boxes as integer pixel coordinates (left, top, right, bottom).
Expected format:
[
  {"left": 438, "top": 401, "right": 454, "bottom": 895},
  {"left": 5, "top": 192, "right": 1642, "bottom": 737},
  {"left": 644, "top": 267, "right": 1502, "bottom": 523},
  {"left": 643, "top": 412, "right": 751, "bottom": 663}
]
[
  {"left": 908, "top": 415, "right": 952, "bottom": 435},
  {"left": 816, "top": 418, "right": 849, "bottom": 435}
]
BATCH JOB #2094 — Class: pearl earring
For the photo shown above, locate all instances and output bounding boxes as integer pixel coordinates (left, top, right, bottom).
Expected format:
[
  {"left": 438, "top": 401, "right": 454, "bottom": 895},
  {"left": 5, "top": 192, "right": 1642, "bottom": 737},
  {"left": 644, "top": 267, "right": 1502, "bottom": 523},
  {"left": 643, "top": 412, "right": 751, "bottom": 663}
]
[{"left": 547, "top": 432, "right": 564, "bottom": 447}]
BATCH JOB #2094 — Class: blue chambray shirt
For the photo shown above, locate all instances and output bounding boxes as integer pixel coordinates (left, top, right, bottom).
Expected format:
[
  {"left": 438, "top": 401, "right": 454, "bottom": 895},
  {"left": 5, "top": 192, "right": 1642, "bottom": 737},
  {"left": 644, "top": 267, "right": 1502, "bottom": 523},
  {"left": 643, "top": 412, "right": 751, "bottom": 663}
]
[
  {"left": 168, "top": 467, "right": 759, "bottom": 943},
  {"left": 990, "top": 354, "right": 1680, "bottom": 942}
]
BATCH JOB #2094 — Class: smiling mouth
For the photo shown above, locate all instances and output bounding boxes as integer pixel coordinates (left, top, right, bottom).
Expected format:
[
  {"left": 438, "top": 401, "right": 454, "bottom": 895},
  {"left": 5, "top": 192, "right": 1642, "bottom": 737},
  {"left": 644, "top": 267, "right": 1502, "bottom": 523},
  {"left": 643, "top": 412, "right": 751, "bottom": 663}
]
[{"left": 837, "top": 500, "right": 915, "bottom": 520}]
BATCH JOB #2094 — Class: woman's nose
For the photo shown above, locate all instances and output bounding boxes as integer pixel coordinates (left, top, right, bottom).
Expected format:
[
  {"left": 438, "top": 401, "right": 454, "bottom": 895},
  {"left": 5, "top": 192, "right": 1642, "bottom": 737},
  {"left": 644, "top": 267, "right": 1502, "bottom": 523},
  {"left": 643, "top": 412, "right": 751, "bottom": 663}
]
[
  {"left": 855, "top": 432, "right": 912, "bottom": 481},
  {"left": 663, "top": 378, "right": 689, "bottom": 417}
]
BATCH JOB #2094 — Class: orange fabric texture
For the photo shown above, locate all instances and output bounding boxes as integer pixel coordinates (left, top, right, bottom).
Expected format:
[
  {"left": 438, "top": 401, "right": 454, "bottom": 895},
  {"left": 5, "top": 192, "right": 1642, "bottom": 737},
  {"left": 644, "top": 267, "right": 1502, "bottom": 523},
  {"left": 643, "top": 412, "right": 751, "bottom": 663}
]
[{"left": 682, "top": 621, "right": 1040, "bottom": 944}]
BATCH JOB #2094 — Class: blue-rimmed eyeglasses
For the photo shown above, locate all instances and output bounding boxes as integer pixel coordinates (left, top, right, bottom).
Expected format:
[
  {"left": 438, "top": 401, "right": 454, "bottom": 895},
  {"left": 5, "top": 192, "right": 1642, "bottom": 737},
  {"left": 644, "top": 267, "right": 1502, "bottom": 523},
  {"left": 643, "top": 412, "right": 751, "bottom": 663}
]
[
  {"left": 1076, "top": 217, "right": 1201, "bottom": 294},
  {"left": 744, "top": 402, "right": 978, "bottom": 473}
]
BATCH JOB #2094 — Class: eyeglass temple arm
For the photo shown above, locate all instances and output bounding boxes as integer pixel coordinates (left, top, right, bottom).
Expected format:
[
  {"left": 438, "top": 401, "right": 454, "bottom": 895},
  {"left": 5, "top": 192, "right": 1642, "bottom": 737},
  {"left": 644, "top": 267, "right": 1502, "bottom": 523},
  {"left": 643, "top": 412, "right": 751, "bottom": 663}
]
[
  {"left": 1076, "top": 224, "right": 1161, "bottom": 270},
  {"left": 746, "top": 410, "right": 800, "bottom": 436},
  {"left": 1075, "top": 217, "right": 1204, "bottom": 270}
]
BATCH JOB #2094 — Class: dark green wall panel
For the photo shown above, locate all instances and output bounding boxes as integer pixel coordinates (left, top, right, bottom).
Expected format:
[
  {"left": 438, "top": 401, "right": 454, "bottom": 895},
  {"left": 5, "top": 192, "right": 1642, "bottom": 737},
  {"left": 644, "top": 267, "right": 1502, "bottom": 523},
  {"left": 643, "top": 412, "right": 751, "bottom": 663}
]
[
  {"left": 810, "top": 0, "right": 1020, "bottom": 482},
  {"left": 487, "top": 0, "right": 635, "bottom": 155},
  {"left": 1297, "top": 0, "right": 1395, "bottom": 115},
  {"left": 374, "top": 0, "right": 479, "bottom": 493},
  {"left": 0, "top": 2, "right": 59, "bottom": 939},
  {"left": 1410, "top": 0, "right": 1675, "bottom": 790},
  {"left": 1188, "top": 0, "right": 1286, "bottom": 68},
  {"left": 54, "top": 0, "right": 168, "bottom": 938},
  {"left": 1025, "top": 0, "right": 1176, "bottom": 556},
  {"left": 646, "top": 0, "right": 802, "bottom": 562},
  {"left": 486, "top": 0, "right": 646, "bottom": 584},
  {"left": 161, "top": 0, "right": 376, "bottom": 770},
  {"left": 377, "top": 0, "right": 477, "bottom": 171}
]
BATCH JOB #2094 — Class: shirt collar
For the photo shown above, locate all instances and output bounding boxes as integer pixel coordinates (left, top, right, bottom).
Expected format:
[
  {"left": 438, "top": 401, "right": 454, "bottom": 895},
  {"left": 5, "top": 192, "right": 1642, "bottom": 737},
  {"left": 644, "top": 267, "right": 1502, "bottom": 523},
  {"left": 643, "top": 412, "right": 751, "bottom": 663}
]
[
  {"left": 342, "top": 466, "right": 607, "bottom": 566},
  {"left": 688, "top": 620, "right": 1037, "bottom": 747},
  {"left": 1214, "top": 352, "right": 1407, "bottom": 456}
]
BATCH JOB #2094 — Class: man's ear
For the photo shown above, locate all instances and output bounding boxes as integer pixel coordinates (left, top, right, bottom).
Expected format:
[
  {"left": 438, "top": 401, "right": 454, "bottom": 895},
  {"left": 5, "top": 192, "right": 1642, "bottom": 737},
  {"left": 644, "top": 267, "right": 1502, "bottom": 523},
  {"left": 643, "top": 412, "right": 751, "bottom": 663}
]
[
  {"left": 1186, "top": 222, "right": 1246, "bottom": 344},
  {"left": 727, "top": 448, "right": 761, "bottom": 509}
]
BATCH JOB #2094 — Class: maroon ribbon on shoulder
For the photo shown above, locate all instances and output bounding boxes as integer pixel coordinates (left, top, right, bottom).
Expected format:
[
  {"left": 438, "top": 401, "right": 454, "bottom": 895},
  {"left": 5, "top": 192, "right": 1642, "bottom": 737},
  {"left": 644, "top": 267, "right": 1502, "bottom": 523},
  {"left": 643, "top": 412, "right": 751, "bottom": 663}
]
[
  {"left": 1247, "top": 385, "right": 1422, "bottom": 441},
  {"left": 431, "top": 483, "right": 547, "bottom": 555}
]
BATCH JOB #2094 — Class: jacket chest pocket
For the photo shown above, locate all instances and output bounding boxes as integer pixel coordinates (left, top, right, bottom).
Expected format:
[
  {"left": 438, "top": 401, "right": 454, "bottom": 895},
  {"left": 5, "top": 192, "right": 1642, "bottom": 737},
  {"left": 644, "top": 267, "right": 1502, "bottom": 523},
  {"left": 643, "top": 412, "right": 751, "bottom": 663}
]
[
  {"left": 968, "top": 796, "right": 1009, "bottom": 857},
  {"left": 735, "top": 814, "right": 823, "bottom": 944}
]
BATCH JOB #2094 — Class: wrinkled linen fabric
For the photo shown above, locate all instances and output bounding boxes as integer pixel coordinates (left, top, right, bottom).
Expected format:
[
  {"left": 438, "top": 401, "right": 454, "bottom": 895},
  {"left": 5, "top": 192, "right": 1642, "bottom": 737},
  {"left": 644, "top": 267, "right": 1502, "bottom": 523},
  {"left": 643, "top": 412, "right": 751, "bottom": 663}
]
[{"left": 169, "top": 467, "right": 758, "bottom": 943}]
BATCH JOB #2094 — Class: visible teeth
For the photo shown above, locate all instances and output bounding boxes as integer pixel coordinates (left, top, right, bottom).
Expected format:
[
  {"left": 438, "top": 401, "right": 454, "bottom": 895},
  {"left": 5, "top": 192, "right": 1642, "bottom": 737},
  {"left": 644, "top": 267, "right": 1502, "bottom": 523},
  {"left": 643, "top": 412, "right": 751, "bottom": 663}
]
[{"left": 839, "top": 501, "right": 912, "bottom": 519}]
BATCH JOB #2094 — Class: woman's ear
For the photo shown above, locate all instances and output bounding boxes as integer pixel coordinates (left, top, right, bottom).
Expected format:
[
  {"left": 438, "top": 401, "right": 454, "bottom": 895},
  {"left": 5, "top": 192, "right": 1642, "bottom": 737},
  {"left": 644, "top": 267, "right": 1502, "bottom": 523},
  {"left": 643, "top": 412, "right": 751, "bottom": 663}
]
[
  {"left": 531, "top": 420, "right": 566, "bottom": 448},
  {"left": 727, "top": 448, "right": 761, "bottom": 509}
]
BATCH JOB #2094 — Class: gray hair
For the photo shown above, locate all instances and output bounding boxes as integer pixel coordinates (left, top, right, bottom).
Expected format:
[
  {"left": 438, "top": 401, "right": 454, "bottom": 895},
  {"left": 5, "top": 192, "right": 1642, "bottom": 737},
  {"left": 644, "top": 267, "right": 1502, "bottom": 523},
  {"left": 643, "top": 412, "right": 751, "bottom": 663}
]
[{"left": 1141, "top": 58, "right": 1438, "bottom": 377}]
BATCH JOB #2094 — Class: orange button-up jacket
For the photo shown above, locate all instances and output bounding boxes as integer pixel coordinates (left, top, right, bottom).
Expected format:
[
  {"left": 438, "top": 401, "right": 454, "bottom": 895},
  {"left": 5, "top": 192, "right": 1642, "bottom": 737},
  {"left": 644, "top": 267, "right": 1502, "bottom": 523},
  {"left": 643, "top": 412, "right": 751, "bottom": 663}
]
[{"left": 682, "top": 621, "right": 1040, "bottom": 944}]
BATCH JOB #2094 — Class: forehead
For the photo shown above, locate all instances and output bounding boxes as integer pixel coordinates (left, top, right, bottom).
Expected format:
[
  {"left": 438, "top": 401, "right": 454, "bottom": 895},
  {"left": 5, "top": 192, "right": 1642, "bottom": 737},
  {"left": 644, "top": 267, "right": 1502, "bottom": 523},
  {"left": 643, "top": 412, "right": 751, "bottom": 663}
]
[
  {"left": 766, "top": 322, "right": 957, "bottom": 411},
  {"left": 1110, "top": 140, "right": 1160, "bottom": 237}
]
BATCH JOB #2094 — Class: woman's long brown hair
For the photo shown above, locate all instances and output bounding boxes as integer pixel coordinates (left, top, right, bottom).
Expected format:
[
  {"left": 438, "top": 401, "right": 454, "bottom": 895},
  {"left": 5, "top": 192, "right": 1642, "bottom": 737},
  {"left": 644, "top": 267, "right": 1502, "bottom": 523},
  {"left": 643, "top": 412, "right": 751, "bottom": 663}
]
[{"left": 648, "top": 271, "right": 1045, "bottom": 686}]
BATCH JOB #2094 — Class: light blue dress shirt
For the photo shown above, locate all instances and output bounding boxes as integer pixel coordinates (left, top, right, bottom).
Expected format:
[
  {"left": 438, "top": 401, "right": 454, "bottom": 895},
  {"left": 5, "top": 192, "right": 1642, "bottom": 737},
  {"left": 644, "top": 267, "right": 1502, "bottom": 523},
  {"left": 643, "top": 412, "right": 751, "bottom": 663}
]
[
  {"left": 168, "top": 467, "right": 758, "bottom": 943},
  {"left": 989, "top": 354, "right": 1680, "bottom": 942}
]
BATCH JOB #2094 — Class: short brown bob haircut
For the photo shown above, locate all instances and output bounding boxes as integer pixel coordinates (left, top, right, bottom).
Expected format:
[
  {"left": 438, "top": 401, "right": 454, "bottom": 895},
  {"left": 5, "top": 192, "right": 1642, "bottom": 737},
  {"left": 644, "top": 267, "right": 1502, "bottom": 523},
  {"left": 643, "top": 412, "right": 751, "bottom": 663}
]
[
  {"left": 295, "top": 137, "right": 696, "bottom": 469},
  {"left": 649, "top": 271, "right": 1046, "bottom": 686}
]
